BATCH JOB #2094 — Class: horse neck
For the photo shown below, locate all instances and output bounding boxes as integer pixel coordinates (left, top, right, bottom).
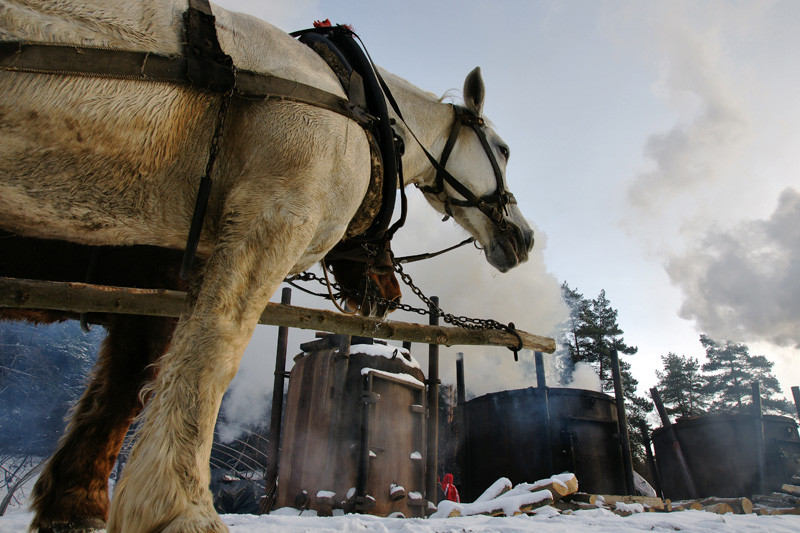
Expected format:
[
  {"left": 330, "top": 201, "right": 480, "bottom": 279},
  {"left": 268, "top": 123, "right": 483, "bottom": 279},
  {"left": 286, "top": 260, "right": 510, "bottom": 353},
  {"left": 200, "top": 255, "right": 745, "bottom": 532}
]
[{"left": 379, "top": 70, "right": 455, "bottom": 189}]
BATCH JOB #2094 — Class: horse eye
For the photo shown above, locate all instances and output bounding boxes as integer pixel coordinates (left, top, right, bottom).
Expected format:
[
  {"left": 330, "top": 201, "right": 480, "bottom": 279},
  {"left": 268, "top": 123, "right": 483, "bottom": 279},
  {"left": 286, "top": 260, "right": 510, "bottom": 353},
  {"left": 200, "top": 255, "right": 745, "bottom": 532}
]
[{"left": 498, "top": 145, "right": 510, "bottom": 160}]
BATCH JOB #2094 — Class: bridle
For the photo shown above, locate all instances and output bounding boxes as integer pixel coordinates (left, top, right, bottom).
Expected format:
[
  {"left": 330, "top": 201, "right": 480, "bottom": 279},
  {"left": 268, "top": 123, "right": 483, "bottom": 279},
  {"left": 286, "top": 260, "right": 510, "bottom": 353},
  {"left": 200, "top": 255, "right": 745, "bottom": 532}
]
[{"left": 413, "top": 105, "right": 517, "bottom": 232}]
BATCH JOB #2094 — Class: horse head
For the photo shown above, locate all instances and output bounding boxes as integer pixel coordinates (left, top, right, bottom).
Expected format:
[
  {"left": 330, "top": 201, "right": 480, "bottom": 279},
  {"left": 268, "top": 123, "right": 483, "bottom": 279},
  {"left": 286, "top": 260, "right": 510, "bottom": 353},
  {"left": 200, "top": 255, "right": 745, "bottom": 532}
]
[{"left": 403, "top": 67, "right": 535, "bottom": 273}]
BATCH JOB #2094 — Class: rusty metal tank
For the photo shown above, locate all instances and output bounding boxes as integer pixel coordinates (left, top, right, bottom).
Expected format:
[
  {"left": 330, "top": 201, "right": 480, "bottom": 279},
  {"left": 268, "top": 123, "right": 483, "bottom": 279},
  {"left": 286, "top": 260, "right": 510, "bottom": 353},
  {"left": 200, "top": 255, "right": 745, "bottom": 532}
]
[
  {"left": 652, "top": 414, "right": 800, "bottom": 499},
  {"left": 461, "top": 387, "right": 626, "bottom": 501},
  {"left": 275, "top": 335, "right": 428, "bottom": 517}
]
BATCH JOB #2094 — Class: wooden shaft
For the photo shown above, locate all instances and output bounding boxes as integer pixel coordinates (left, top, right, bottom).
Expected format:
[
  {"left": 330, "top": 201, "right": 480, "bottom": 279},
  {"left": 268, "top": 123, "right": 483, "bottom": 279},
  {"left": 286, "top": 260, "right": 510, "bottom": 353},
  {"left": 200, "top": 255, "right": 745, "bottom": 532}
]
[
  {"left": 650, "top": 387, "right": 699, "bottom": 498},
  {"left": 0, "top": 277, "right": 555, "bottom": 352},
  {"left": 259, "top": 287, "right": 291, "bottom": 515},
  {"left": 639, "top": 421, "right": 663, "bottom": 500},
  {"left": 610, "top": 349, "right": 635, "bottom": 495}
]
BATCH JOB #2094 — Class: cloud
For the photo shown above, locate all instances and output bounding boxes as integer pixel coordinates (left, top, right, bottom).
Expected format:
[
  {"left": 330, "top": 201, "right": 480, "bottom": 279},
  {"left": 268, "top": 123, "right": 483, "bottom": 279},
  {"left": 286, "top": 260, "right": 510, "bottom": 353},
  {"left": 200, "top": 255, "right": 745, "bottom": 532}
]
[{"left": 667, "top": 188, "right": 800, "bottom": 347}]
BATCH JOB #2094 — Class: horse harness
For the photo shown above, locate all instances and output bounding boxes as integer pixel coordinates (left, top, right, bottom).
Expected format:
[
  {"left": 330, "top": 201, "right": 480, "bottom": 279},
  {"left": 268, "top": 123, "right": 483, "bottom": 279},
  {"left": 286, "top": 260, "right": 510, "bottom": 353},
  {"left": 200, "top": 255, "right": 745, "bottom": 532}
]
[{"left": 0, "top": 1, "right": 516, "bottom": 291}]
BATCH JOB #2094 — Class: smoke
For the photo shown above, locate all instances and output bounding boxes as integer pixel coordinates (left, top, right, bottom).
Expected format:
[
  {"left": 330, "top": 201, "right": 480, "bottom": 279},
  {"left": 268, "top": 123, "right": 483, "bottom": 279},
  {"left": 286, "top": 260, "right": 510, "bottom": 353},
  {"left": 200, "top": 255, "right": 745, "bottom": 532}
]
[
  {"left": 616, "top": 2, "right": 800, "bottom": 354},
  {"left": 563, "top": 362, "right": 603, "bottom": 393},
  {"left": 667, "top": 188, "right": 800, "bottom": 348},
  {"left": 622, "top": 2, "right": 755, "bottom": 250},
  {"left": 390, "top": 191, "right": 568, "bottom": 396}
]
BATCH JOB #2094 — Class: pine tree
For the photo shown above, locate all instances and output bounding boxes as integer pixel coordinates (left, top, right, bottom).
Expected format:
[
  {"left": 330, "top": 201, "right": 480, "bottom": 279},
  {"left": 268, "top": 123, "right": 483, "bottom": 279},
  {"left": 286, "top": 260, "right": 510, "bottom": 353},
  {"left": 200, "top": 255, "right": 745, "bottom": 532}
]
[
  {"left": 558, "top": 283, "right": 651, "bottom": 464},
  {"left": 700, "top": 335, "right": 792, "bottom": 415},
  {"left": 655, "top": 353, "right": 707, "bottom": 418}
]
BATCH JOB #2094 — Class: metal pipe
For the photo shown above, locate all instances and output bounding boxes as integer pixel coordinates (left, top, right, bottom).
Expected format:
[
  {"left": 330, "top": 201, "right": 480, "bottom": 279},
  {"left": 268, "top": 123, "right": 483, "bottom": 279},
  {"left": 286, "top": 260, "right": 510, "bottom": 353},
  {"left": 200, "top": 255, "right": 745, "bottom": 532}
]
[
  {"left": 752, "top": 381, "right": 767, "bottom": 495},
  {"left": 426, "top": 296, "right": 440, "bottom": 506},
  {"left": 534, "top": 351, "right": 547, "bottom": 388},
  {"left": 610, "top": 349, "right": 635, "bottom": 495},
  {"left": 259, "top": 287, "right": 291, "bottom": 514},
  {"left": 650, "top": 386, "right": 699, "bottom": 498},
  {"left": 792, "top": 386, "right": 800, "bottom": 423},
  {"left": 456, "top": 352, "right": 467, "bottom": 497}
]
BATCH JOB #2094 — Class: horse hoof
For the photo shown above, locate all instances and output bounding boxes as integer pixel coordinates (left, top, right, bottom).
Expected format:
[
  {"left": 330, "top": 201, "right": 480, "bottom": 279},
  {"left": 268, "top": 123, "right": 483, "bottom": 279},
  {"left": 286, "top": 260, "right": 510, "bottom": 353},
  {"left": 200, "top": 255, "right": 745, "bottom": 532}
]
[{"left": 35, "top": 517, "right": 107, "bottom": 533}]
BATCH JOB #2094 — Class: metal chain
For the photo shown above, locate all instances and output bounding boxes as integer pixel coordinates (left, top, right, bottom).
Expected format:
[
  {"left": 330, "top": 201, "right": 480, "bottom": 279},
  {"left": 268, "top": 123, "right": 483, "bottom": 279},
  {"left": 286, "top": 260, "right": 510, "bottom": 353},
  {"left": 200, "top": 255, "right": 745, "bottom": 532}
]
[{"left": 284, "top": 261, "right": 524, "bottom": 351}]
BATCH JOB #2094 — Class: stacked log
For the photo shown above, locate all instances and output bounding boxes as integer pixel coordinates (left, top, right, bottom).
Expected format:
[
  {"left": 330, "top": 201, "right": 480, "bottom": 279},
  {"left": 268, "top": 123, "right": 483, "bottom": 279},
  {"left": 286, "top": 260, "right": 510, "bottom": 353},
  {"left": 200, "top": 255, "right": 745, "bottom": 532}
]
[
  {"left": 431, "top": 473, "right": 579, "bottom": 518},
  {"left": 752, "top": 484, "right": 800, "bottom": 515}
]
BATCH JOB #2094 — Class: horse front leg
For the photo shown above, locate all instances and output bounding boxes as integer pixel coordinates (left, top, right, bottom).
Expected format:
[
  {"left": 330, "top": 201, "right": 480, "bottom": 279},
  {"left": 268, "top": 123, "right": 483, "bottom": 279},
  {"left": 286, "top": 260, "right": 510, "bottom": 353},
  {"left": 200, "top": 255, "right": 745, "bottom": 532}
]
[
  {"left": 29, "top": 315, "right": 176, "bottom": 532},
  {"left": 107, "top": 205, "right": 317, "bottom": 533}
]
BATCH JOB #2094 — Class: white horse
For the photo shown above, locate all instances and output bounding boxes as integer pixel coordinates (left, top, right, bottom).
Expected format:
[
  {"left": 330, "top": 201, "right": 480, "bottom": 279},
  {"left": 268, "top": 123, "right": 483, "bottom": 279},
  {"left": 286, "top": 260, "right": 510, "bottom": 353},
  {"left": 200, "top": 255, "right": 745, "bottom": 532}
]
[{"left": 0, "top": 1, "right": 533, "bottom": 531}]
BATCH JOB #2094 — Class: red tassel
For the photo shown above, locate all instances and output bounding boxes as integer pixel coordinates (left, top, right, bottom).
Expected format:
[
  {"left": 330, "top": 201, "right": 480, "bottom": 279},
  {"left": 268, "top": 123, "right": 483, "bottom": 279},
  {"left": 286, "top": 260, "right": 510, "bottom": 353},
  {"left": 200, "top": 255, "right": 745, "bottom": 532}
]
[{"left": 313, "top": 19, "right": 332, "bottom": 28}]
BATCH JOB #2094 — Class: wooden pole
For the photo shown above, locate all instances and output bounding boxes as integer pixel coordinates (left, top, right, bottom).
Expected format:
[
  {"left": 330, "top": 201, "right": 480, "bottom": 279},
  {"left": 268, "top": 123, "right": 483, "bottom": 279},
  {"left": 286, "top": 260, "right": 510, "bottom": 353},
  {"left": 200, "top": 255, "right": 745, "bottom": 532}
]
[
  {"left": 426, "top": 296, "right": 440, "bottom": 507},
  {"left": 259, "top": 287, "right": 291, "bottom": 515},
  {"left": 650, "top": 386, "right": 699, "bottom": 498},
  {"left": 0, "top": 277, "right": 555, "bottom": 352},
  {"left": 610, "top": 349, "right": 635, "bottom": 495},
  {"left": 791, "top": 386, "right": 800, "bottom": 423},
  {"left": 639, "top": 421, "right": 663, "bottom": 499},
  {"left": 752, "top": 381, "right": 767, "bottom": 496}
]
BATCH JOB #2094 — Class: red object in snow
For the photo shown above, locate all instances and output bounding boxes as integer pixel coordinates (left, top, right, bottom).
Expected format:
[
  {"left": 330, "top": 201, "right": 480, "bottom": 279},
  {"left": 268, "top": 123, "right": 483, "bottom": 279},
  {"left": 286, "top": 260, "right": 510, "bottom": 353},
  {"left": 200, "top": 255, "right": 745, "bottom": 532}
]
[
  {"left": 440, "top": 473, "right": 460, "bottom": 503},
  {"left": 313, "top": 19, "right": 332, "bottom": 28}
]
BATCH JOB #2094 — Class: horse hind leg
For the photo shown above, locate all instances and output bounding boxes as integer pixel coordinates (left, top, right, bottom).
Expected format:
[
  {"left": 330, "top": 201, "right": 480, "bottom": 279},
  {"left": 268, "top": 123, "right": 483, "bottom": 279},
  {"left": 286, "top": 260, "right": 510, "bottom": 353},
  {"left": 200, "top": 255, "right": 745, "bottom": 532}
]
[{"left": 29, "top": 315, "right": 176, "bottom": 533}]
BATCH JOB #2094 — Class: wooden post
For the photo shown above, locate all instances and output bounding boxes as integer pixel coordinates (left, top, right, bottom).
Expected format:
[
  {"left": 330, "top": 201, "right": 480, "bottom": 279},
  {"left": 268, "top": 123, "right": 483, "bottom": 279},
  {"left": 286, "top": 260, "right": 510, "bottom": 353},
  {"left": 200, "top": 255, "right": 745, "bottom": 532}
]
[
  {"left": 259, "top": 287, "right": 291, "bottom": 514},
  {"left": 791, "top": 386, "right": 800, "bottom": 423},
  {"left": 426, "top": 296, "right": 440, "bottom": 507},
  {"left": 610, "top": 349, "right": 635, "bottom": 495},
  {"left": 650, "top": 386, "right": 699, "bottom": 498},
  {"left": 752, "top": 381, "right": 767, "bottom": 496},
  {"left": 639, "top": 420, "right": 663, "bottom": 499}
]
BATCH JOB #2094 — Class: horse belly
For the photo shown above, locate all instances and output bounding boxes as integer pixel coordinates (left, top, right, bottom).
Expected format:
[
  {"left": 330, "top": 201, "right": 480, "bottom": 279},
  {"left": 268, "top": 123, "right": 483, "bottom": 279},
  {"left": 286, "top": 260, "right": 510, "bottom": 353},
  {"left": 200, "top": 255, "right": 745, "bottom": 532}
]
[{"left": 0, "top": 72, "right": 216, "bottom": 248}]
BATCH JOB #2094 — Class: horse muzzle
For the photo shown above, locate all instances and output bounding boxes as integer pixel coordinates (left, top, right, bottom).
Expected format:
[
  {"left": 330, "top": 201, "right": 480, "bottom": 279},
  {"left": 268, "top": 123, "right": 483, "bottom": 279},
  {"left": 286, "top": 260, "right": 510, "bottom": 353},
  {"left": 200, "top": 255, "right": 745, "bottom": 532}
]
[{"left": 485, "top": 222, "right": 534, "bottom": 273}]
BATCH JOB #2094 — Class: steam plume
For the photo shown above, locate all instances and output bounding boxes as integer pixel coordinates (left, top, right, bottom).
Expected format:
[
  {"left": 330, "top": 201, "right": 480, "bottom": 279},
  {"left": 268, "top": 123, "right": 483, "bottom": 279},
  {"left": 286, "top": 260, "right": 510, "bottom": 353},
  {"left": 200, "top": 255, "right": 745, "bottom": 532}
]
[{"left": 667, "top": 188, "right": 800, "bottom": 348}]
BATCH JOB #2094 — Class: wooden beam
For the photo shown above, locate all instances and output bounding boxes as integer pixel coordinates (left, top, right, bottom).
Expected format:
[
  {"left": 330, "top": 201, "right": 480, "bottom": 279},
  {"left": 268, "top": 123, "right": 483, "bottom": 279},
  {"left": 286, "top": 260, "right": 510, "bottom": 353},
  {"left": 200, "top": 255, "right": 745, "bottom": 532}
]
[{"left": 0, "top": 277, "right": 556, "bottom": 352}]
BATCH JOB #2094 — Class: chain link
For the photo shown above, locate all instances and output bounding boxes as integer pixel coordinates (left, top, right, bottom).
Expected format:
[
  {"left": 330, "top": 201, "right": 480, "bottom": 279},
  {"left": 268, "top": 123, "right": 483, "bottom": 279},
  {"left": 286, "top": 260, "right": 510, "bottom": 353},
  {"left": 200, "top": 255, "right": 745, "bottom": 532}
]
[{"left": 285, "top": 261, "right": 524, "bottom": 352}]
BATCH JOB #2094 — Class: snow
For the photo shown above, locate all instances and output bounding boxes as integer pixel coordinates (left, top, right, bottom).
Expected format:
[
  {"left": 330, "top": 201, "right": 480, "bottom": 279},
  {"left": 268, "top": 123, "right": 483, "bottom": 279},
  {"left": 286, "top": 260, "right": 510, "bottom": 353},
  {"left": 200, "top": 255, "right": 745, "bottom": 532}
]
[
  {"left": 614, "top": 502, "right": 645, "bottom": 514},
  {"left": 315, "top": 491, "right": 335, "bottom": 499},
  {"left": 350, "top": 344, "right": 421, "bottom": 370},
  {"left": 431, "top": 489, "right": 553, "bottom": 518},
  {"left": 474, "top": 477, "right": 513, "bottom": 503},
  {"left": 409, "top": 451, "right": 422, "bottom": 460},
  {"left": 360, "top": 367, "right": 425, "bottom": 388},
  {"left": 3, "top": 509, "right": 800, "bottom": 533}
]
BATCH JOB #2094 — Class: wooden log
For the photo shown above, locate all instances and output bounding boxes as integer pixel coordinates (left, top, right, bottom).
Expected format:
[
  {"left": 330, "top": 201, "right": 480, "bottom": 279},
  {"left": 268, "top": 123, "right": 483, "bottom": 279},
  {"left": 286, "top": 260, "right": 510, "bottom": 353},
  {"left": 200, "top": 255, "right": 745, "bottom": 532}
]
[
  {"left": 702, "top": 502, "right": 734, "bottom": 515},
  {"left": 696, "top": 497, "right": 753, "bottom": 514},
  {"left": 553, "top": 500, "right": 600, "bottom": 512},
  {"left": 592, "top": 495, "right": 668, "bottom": 511},
  {"left": 671, "top": 500, "right": 703, "bottom": 511},
  {"left": 781, "top": 484, "right": 800, "bottom": 496},
  {"left": 752, "top": 493, "right": 800, "bottom": 507},
  {"left": 0, "top": 277, "right": 556, "bottom": 352},
  {"left": 531, "top": 473, "right": 579, "bottom": 502}
]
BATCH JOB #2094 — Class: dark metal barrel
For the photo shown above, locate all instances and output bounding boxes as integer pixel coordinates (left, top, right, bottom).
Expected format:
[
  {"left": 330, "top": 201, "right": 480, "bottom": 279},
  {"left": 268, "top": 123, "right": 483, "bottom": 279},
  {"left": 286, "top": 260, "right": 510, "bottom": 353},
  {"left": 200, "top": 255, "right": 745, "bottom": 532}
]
[
  {"left": 462, "top": 387, "right": 626, "bottom": 501},
  {"left": 652, "top": 414, "right": 800, "bottom": 499}
]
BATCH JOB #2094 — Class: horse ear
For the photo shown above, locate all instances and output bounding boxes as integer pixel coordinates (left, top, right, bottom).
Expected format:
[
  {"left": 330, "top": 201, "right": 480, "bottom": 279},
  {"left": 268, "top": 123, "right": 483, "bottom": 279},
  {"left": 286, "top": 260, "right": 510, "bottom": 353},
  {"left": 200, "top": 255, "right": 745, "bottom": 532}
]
[{"left": 463, "top": 66, "right": 485, "bottom": 116}]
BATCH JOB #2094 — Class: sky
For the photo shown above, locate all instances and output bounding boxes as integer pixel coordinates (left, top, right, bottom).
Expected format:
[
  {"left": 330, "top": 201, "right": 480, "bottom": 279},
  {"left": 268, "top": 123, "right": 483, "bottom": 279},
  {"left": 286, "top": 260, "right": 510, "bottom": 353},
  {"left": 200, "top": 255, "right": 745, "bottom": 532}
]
[{"left": 209, "top": 0, "right": 800, "bottom": 431}]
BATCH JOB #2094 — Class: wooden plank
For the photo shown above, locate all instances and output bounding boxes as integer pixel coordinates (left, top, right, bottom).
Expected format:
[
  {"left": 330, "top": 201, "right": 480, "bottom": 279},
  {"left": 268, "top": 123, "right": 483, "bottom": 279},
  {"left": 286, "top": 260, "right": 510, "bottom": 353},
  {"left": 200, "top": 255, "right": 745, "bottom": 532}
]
[{"left": 0, "top": 277, "right": 556, "bottom": 352}]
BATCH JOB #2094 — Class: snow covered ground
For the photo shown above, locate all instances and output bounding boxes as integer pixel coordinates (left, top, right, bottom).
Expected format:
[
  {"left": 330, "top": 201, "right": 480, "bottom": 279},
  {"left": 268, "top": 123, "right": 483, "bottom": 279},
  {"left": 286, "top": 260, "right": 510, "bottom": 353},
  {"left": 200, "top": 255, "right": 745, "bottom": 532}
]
[{"left": 2, "top": 507, "right": 800, "bottom": 532}]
